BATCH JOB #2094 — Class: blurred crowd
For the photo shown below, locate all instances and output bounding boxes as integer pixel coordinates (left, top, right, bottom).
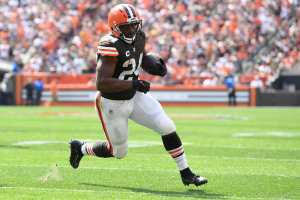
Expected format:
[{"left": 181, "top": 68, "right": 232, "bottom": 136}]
[{"left": 0, "top": 0, "right": 300, "bottom": 87}]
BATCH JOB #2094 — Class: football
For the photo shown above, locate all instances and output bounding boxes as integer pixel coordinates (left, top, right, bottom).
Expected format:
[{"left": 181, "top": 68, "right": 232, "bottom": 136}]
[{"left": 141, "top": 53, "right": 167, "bottom": 76}]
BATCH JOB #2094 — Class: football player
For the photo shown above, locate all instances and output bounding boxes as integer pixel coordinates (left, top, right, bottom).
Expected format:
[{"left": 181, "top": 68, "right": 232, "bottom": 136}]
[{"left": 69, "top": 4, "right": 207, "bottom": 187}]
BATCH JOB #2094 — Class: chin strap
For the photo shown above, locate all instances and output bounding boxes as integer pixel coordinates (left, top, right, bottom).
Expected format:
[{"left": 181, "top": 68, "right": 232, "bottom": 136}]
[{"left": 121, "top": 34, "right": 136, "bottom": 44}]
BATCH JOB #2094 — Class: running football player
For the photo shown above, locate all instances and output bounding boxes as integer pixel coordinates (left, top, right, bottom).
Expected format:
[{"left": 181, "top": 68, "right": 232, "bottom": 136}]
[{"left": 69, "top": 4, "right": 207, "bottom": 187}]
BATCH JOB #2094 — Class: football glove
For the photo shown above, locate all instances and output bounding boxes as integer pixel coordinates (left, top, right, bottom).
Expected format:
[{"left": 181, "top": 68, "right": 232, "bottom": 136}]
[{"left": 132, "top": 80, "right": 150, "bottom": 93}]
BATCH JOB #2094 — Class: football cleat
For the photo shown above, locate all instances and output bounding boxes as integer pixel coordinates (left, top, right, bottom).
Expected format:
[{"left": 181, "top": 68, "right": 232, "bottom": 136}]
[
  {"left": 69, "top": 140, "right": 83, "bottom": 169},
  {"left": 181, "top": 174, "right": 208, "bottom": 186}
]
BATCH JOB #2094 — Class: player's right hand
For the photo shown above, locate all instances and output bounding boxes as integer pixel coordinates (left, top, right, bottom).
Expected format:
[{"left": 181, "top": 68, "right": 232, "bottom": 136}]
[{"left": 132, "top": 80, "right": 150, "bottom": 93}]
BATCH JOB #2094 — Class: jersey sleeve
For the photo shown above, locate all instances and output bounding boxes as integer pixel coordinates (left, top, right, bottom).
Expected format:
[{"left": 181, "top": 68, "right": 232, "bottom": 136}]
[{"left": 97, "top": 35, "right": 119, "bottom": 57}]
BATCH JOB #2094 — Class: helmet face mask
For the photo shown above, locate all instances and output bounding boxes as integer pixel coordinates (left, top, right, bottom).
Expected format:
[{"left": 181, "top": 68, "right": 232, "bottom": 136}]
[{"left": 116, "top": 20, "right": 142, "bottom": 43}]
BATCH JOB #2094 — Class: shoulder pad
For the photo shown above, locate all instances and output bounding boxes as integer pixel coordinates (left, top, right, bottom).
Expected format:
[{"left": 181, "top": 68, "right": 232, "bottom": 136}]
[
  {"left": 99, "top": 35, "right": 118, "bottom": 46},
  {"left": 97, "top": 35, "right": 119, "bottom": 57}
]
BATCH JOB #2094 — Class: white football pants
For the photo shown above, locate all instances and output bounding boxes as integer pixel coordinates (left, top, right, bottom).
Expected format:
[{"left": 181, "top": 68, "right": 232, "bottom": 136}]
[{"left": 95, "top": 91, "right": 176, "bottom": 159}]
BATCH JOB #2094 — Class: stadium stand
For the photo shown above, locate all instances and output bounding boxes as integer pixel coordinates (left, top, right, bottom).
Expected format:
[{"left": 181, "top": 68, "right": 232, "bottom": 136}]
[{"left": 0, "top": 0, "right": 299, "bottom": 89}]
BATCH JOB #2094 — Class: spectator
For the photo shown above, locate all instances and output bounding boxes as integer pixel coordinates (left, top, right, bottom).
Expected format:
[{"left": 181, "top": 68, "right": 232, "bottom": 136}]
[
  {"left": 0, "top": 0, "right": 298, "bottom": 86},
  {"left": 0, "top": 74, "right": 5, "bottom": 105},
  {"left": 250, "top": 75, "right": 264, "bottom": 89},
  {"left": 0, "top": 73, "right": 14, "bottom": 105},
  {"left": 24, "top": 79, "right": 34, "bottom": 105},
  {"left": 224, "top": 74, "right": 237, "bottom": 106},
  {"left": 34, "top": 78, "right": 44, "bottom": 105}
]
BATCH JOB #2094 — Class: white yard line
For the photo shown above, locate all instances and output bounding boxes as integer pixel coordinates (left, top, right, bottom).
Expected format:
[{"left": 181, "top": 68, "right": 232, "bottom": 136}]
[
  {"left": 233, "top": 132, "right": 300, "bottom": 138},
  {"left": 0, "top": 186, "right": 294, "bottom": 200}
]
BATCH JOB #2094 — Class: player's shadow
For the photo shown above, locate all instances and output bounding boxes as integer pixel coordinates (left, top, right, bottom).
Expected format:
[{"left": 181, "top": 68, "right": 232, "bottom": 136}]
[{"left": 81, "top": 182, "right": 225, "bottom": 199}]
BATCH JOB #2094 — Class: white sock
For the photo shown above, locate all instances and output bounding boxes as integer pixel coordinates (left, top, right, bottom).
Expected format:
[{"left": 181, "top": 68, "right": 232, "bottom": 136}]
[
  {"left": 174, "top": 153, "right": 188, "bottom": 170},
  {"left": 81, "top": 143, "right": 87, "bottom": 155}
]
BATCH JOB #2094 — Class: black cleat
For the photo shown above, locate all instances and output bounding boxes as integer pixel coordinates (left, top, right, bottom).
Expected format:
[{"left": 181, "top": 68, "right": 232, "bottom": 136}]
[
  {"left": 69, "top": 140, "right": 83, "bottom": 169},
  {"left": 181, "top": 174, "right": 208, "bottom": 186},
  {"left": 180, "top": 169, "right": 208, "bottom": 186}
]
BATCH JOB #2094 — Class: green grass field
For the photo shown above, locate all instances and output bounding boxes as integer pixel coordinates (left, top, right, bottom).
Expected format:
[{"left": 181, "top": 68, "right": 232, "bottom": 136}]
[{"left": 0, "top": 106, "right": 299, "bottom": 200}]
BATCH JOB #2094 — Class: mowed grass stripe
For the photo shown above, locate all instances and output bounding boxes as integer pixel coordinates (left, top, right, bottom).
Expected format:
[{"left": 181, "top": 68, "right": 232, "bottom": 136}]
[
  {"left": 1, "top": 147, "right": 300, "bottom": 178},
  {"left": 0, "top": 166, "right": 299, "bottom": 197},
  {"left": 0, "top": 164, "right": 299, "bottom": 178},
  {"left": 1, "top": 151, "right": 300, "bottom": 163},
  {"left": 0, "top": 186, "right": 296, "bottom": 200},
  {"left": 0, "top": 172, "right": 299, "bottom": 200},
  {"left": 1, "top": 147, "right": 299, "bottom": 162}
]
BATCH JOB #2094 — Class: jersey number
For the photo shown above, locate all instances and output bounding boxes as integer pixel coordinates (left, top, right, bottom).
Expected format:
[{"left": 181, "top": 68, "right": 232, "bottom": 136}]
[{"left": 119, "top": 53, "right": 143, "bottom": 80}]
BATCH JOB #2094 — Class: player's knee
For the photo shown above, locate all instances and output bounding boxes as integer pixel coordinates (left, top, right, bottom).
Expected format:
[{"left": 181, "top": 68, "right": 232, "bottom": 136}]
[
  {"left": 156, "top": 114, "right": 176, "bottom": 136},
  {"left": 113, "top": 143, "right": 128, "bottom": 159}
]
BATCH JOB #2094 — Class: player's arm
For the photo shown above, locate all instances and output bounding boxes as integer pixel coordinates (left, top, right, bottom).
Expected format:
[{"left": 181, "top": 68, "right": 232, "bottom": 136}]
[
  {"left": 96, "top": 56, "right": 150, "bottom": 93},
  {"left": 141, "top": 52, "right": 167, "bottom": 77},
  {"left": 96, "top": 56, "right": 132, "bottom": 93}
]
